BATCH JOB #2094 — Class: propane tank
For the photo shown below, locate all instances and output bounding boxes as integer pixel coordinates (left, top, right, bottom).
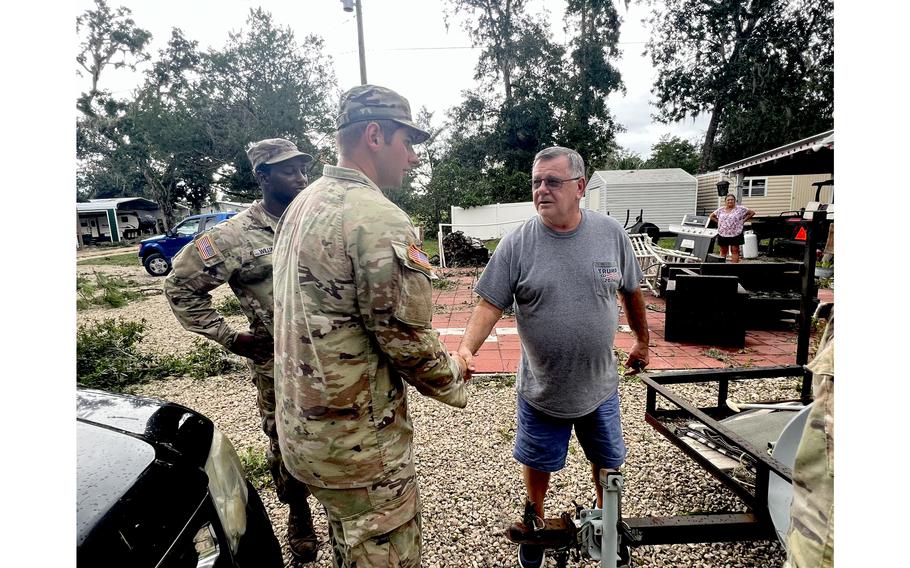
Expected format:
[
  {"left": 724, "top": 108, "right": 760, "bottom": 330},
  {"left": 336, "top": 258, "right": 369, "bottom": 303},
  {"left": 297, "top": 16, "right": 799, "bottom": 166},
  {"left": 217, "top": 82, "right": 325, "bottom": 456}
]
[{"left": 743, "top": 231, "right": 758, "bottom": 259}]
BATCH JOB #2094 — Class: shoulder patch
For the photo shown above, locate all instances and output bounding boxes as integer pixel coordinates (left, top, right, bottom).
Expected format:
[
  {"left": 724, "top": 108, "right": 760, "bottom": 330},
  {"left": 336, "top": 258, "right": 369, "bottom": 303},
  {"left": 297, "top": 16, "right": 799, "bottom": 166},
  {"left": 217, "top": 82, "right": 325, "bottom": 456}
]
[
  {"left": 391, "top": 241, "right": 437, "bottom": 280},
  {"left": 194, "top": 234, "right": 222, "bottom": 262},
  {"left": 407, "top": 244, "right": 433, "bottom": 271}
]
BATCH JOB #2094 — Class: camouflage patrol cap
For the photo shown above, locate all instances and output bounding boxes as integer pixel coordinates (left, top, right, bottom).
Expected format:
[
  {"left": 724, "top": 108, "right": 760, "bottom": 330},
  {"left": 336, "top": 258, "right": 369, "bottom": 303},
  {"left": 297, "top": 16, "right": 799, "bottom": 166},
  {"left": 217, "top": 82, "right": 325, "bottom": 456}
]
[
  {"left": 336, "top": 85, "right": 430, "bottom": 143},
  {"left": 247, "top": 138, "right": 314, "bottom": 172}
]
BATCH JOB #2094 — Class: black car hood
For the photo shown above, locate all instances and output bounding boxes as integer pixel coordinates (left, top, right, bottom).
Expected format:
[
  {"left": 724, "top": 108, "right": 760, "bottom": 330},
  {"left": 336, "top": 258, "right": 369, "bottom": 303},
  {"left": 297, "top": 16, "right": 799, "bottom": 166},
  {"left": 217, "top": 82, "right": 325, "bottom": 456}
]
[
  {"left": 76, "top": 389, "right": 215, "bottom": 553},
  {"left": 76, "top": 422, "right": 155, "bottom": 545}
]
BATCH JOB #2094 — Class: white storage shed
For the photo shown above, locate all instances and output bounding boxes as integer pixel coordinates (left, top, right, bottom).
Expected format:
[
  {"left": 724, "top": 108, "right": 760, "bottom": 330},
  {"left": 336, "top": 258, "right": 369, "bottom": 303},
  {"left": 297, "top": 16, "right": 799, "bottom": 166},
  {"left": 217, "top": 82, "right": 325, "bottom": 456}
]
[{"left": 584, "top": 168, "right": 697, "bottom": 231}]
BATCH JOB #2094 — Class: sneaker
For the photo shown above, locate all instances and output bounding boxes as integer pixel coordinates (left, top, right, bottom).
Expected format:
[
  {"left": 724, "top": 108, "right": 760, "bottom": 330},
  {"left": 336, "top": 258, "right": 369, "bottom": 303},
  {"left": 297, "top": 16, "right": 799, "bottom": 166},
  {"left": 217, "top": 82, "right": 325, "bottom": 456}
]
[
  {"left": 506, "top": 500, "right": 545, "bottom": 543},
  {"left": 518, "top": 543, "right": 546, "bottom": 568},
  {"left": 287, "top": 501, "right": 318, "bottom": 564}
]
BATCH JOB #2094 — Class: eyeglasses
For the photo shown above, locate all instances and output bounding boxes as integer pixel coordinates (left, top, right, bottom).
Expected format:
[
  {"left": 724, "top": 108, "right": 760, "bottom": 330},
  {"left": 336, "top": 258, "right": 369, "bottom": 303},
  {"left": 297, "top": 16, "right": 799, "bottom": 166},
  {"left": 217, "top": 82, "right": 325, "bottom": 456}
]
[{"left": 531, "top": 176, "right": 581, "bottom": 190}]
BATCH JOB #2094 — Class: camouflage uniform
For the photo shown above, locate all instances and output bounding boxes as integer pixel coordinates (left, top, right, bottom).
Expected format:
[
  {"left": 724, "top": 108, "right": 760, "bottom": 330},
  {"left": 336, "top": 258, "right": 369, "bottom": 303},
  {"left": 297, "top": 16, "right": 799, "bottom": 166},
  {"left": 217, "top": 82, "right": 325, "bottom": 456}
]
[
  {"left": 272, "top": 158, "right": 468, "bottom": 566},
  {"left": 163, "top": 201, "right": 311, "bottom": 506},
  {"left": 785, "top": 304, "right": 834, "bottom": 568}
]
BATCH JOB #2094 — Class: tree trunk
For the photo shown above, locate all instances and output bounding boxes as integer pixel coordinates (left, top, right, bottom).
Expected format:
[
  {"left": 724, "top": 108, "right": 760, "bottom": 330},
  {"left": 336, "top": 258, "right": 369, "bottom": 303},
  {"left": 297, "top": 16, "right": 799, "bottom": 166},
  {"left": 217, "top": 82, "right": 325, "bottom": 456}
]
[
  {"left": 699, "top": 100, "right": 724, "bottom": 173},
  {"left": 141, "top": 166, "right": 175, "bottom": 230},
  {"left": 502, "top": 0, "right": 513, "bottom": 102}
]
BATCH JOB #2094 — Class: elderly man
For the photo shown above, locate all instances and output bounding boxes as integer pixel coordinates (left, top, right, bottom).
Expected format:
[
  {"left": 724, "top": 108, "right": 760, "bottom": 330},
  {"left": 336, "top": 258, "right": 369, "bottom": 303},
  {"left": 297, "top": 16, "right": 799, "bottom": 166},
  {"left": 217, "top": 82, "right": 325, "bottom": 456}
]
[
  {"left": 164, "top": 138, "right": 319, "bottom": 563},
  {"left": 272, "top": 85, "right": 469, "bottom": 568},
  {"left": 457, "top": 146, "right": 650, "bottom": 568}
]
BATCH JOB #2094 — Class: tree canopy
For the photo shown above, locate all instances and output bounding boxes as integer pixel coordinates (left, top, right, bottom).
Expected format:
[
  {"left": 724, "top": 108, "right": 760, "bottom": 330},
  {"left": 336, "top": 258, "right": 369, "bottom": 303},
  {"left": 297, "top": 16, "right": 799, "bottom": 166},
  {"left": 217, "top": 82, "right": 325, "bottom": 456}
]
[
  {"left": 645, "top": 0, "right": 833, "bottom": 172},
  {"left": 645, "top": 135, "right": 701, "bottom": 174},
  {"left": 76, "top": 1, "right": 337, "bottom": 225},
  {"left": 76, "top": 0, "right": 833, "bottom": 234},
  {"left": 423, "top": 0, "right": 627, "bottom": 221}
]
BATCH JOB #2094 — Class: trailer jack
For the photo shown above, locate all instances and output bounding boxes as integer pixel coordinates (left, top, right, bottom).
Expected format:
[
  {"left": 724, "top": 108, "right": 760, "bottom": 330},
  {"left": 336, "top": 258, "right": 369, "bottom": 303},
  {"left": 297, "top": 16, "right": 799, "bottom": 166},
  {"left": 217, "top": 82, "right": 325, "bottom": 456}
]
[{"left": 505, "top": 471, "right": 632, "bottom": 568}]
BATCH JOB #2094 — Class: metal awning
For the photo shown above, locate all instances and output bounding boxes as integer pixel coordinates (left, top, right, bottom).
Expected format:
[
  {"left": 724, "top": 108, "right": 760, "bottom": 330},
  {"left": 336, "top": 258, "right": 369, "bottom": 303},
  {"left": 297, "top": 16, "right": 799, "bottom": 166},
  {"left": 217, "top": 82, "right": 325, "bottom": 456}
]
[
  {"left": 78, "top": 197, "right": 160, "bottom": 211},
  {"left": 719, "top": 130, "right": 834, "bottom": 177}
]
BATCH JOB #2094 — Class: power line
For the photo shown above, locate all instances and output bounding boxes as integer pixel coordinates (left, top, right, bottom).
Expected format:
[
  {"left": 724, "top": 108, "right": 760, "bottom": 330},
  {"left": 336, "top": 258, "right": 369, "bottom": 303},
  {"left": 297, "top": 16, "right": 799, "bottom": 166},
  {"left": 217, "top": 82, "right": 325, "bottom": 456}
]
[{"left": 332, "top": 40, "right": 649, "bottom": 56}]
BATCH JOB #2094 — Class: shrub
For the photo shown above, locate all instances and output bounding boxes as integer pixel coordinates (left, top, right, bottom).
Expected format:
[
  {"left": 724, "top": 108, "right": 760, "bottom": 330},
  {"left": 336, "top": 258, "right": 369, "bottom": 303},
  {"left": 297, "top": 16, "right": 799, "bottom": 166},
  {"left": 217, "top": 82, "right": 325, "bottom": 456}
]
[
  {"left": 76, "top": 272, "right": 141, "bottom": 310},
  {"left": 159, "top": 339, "right": 242, "bottom": 380},
  {"left": 77, "top": 318, "right": 161, "bottom": 391},
  {"left": 77, "top": 319, "right": 242, "bottom": 392}
]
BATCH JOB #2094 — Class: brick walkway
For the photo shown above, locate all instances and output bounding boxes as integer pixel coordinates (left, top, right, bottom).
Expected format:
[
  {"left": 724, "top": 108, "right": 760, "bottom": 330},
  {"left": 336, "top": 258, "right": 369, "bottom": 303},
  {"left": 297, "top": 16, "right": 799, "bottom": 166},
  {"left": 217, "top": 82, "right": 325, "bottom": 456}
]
[{"left": 431, "top": 267, "right": 834, "bottom": 374}]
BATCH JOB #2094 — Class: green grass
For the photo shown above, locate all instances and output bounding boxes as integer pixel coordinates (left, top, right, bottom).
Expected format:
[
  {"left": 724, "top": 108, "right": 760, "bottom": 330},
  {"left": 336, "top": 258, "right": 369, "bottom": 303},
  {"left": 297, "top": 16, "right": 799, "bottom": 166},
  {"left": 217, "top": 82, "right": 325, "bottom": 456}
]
[
  {"left": 237, "top": 447, "right": 273, "bottom": 490},
  {"left": 484, "top": 239, "right": 501, "bottom": 252},
  {"left": 77, "top": 252, "right": 139, "bottom": 267},
  {"left": 422, "top": 238, "right": 439, "bottom": 259},
  {"left": 215, "top": 296, "right": 244, "bottom": 316},
  {"left": 657, "top": 237, "right": 677, "bottom": 249},
  {"left": 431, "top": 277, "right": 457, "bottom": 290}
]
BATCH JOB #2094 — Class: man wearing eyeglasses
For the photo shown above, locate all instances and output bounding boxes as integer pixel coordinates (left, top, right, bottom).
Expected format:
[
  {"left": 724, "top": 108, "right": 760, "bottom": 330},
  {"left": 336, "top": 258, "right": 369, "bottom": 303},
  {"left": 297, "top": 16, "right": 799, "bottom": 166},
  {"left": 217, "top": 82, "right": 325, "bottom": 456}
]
[
  {"left": 165, "top": 138, "right": 319, "bottom": 564},
  {"left": 458, "top": 146, "right": 650, "bottom": 568}
]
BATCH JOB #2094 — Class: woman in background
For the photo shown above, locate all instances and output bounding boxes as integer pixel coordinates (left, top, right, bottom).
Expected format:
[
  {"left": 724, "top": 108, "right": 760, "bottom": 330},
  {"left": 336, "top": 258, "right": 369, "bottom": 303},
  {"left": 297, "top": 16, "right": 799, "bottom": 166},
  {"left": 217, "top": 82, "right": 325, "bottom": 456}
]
[{"left": 709, "top": 194, "right": 756, "bottom": 263}]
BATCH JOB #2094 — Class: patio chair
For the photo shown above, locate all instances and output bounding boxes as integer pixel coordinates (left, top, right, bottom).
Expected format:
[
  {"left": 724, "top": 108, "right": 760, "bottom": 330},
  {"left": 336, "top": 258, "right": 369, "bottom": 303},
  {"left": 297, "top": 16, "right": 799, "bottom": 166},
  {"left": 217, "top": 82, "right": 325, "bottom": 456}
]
[{"left": 628, "top": 233, "right": 700, "bottom": 297}]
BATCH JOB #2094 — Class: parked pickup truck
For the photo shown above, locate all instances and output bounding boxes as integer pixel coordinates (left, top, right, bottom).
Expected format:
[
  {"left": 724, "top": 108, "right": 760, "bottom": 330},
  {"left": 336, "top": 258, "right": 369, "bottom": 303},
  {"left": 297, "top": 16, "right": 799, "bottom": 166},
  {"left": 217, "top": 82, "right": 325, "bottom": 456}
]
[{"left": 138, "top": 212, "right": 236, "bottom": 276}]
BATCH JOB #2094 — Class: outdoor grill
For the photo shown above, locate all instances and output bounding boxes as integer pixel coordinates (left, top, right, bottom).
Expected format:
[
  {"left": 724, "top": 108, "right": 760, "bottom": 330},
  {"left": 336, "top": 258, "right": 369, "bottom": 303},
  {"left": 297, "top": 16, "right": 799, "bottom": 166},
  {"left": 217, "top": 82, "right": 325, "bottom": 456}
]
[{"left": 669, "top": 214, "right": 718, "bottom": 261}]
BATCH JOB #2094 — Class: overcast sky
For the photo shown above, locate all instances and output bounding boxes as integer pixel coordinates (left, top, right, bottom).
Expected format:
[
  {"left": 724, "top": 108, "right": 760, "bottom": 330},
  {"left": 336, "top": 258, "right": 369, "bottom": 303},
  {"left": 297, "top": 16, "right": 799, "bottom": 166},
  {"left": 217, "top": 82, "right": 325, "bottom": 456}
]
[{"left": 75, "top": 0, "right": 708, "bottom": 159}]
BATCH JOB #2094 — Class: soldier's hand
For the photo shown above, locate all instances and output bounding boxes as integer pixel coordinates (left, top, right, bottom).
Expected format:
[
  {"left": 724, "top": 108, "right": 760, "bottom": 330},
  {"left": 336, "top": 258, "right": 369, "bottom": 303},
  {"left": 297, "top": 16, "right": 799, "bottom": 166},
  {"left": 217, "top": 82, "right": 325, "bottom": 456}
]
[
  {"left": 450, "top": 351, "right": 472, "bottom": 383},
  {"left": 230, "top": 332, "right": 273, "bottom": 364},
  {"left": 455, "top": 346, "right": 476, "bottom": 382}
]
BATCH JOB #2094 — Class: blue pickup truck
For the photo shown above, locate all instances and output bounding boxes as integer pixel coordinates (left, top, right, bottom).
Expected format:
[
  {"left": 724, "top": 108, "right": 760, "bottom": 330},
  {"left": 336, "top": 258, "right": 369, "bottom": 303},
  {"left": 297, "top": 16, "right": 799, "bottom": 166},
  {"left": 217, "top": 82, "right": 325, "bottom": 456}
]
[{"left": 138, "top": 212, "right": 236, "bottom": 276}]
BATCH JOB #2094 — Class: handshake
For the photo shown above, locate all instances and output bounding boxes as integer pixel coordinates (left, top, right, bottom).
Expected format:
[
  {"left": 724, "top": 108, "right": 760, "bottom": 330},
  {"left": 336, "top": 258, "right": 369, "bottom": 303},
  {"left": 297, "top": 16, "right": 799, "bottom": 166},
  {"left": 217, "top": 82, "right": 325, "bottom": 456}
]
[{"left": 449, "top": 345, "right": 476, "bottom": 382}]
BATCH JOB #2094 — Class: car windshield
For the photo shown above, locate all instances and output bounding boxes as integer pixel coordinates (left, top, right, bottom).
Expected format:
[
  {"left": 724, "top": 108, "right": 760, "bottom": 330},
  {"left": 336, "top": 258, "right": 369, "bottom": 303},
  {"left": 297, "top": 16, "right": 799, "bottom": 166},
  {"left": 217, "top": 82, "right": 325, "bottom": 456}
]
[{"left": 174, "top": 218, "right": 200, "bottom": 237}]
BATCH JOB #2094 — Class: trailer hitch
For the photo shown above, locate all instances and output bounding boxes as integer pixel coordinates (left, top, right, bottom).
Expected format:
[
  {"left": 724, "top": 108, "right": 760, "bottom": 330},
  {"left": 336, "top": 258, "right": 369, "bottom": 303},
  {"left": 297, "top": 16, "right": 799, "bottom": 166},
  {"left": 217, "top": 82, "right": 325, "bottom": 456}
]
[{"left": 505, "top": 471, "right": 632, "bottom": 568}]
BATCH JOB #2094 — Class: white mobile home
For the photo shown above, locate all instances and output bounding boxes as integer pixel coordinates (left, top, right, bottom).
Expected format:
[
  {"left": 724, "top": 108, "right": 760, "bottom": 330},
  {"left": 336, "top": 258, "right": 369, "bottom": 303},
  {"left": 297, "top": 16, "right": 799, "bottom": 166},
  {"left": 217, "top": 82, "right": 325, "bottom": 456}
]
[{"left": 584, "top": 168, "right": 697, "bottom": 231}]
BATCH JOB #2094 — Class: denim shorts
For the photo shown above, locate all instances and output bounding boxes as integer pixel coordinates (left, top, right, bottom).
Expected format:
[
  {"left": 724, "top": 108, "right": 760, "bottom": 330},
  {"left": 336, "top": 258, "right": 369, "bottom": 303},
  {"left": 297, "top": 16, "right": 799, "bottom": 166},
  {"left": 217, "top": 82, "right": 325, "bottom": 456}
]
[{"left": 513, "top": 392, "right": 626, "bottom": 473}]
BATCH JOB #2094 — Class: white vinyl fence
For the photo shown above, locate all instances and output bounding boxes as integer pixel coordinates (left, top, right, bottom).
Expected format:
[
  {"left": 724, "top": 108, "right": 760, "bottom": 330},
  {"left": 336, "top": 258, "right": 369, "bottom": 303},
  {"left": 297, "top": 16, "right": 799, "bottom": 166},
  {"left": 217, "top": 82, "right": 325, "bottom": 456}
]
[{"left": 449, "top": 202, "right": 537, "bottom": 239}]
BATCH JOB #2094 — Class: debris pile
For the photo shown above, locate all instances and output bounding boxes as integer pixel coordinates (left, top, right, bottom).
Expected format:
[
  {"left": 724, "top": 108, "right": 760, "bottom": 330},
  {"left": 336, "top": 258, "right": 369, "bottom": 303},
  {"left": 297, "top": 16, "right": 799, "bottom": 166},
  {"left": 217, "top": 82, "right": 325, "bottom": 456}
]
[{"left": 442, "top": 231, "right": 490, "bottom": 267}]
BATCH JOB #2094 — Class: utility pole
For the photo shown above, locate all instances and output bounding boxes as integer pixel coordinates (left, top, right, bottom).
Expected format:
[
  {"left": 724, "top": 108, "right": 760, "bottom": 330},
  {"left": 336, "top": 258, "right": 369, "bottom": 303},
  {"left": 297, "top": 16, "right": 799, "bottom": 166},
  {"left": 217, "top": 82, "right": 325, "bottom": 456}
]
[{"left": 341, "top": 0, "right": 368, "bottom": 85}]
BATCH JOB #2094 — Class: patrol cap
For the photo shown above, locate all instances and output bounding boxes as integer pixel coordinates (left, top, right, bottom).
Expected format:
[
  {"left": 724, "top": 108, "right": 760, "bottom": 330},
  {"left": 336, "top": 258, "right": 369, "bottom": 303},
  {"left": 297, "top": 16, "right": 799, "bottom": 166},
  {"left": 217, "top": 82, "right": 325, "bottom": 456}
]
[
  {"left": 247, "top": 138, "right": 314, "bottom": 172},
  {"left": 336, "top": 85, "right": 430, "bottom": 144}
]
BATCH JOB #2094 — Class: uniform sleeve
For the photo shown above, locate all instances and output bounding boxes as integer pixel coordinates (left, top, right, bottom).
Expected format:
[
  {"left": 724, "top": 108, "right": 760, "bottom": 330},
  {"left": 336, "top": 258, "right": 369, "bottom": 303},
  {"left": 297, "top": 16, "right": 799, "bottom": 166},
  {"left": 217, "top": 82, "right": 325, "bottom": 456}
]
[
  {"left": 344, "top": 198, "right": 467, "bottom": 409},
  {"left": 163, "top": 235, "right": 238, "bottom": 348}
]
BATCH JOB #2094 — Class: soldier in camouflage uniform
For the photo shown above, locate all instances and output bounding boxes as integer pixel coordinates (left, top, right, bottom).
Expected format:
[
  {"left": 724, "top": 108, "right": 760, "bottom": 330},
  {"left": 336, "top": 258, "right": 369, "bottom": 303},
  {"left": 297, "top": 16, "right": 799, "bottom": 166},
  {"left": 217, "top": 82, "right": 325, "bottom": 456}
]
[
  {"left": 785, "top": 303, "right": 834, "bottom": 568},
  {"left": 163, "top": 138, "right": 319, "bottom": 564},
  {"left": 272, "top": 85, "right": 470, "bottom": 568}
]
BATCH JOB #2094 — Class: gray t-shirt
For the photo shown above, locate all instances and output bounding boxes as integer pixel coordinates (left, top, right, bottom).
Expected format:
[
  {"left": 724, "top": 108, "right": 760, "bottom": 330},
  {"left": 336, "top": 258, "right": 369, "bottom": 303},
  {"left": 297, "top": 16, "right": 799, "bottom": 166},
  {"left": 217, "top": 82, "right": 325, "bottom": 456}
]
[{"left": 475, "top": 209, "right": 643, "bottom": 418}]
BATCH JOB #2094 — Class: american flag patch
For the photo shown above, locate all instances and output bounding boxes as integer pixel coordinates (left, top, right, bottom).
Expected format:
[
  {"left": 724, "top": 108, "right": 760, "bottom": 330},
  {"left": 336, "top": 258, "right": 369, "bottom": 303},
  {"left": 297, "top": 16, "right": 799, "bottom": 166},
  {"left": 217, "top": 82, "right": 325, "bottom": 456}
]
[
  {"left": 407, "top": 244, "right": 432, "bottom": 271},
  {"left": 195, "top": 234, "right": 219, "bottom": 260}
]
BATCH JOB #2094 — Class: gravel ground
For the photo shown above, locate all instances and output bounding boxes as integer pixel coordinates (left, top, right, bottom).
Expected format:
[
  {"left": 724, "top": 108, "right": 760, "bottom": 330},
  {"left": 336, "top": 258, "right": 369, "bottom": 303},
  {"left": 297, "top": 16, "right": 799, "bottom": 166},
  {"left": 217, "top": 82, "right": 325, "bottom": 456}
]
[{"left": 77, "top": 262, "right": 794, "bottom": 568}]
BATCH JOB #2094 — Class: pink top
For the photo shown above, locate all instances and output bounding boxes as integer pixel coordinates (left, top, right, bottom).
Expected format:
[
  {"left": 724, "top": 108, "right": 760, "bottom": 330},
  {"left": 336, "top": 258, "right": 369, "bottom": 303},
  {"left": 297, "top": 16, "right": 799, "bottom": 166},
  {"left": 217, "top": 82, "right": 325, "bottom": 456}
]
[{"left": 713, "top": 205, "right": 749, "bottom": 237}]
